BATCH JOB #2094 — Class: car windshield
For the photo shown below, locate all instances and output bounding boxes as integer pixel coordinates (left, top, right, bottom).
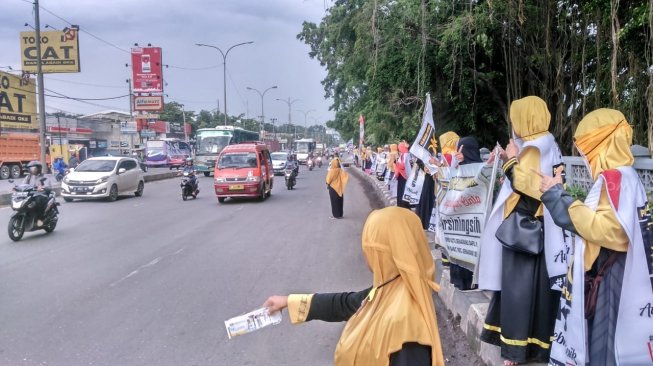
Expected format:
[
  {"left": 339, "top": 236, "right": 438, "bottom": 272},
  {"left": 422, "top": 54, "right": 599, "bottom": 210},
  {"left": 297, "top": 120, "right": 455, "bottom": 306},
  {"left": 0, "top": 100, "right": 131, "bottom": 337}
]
[
  {"left": 218, "top": 152, "right": 258, "bottom": 169},
  {"left": 74, "top": 160, "right": 116, "bottom": 172},
  {"left": 271, "top": 153, "right": 287, "bottom": 161}
]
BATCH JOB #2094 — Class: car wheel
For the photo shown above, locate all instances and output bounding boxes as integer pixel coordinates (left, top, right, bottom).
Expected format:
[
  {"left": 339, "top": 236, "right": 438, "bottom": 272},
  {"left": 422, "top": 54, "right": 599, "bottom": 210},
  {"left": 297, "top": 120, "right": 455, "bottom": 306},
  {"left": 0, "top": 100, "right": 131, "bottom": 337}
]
[
  {"left": 258, "top": 185, "right": 265, "bottom": 202},
  {"left": 135, "top": 181, "right": 144, "bottom": 197},
  {"left": 10, "top": 165, "right": 21, "bottom": 179},
  {"left": 218, "top": 197, "right": 226, "bottom": 203},
  {"left": 203, "top": 172, "right": 211, "bottom": 177},
  {"left": 63, "top": 197, "right": 73, "bottom": 202},
  {"left": 0, "top": 165, "right": 10, "bottom": 180},
  {"left": 107, "top": 184, "right": 118, "bottom": 202}
]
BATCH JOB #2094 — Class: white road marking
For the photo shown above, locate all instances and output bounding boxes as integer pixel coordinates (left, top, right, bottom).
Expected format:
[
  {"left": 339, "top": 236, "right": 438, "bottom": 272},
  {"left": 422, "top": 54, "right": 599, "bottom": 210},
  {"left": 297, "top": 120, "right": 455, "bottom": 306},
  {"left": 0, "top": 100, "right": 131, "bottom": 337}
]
[{"left": 110, "top": 247, "right": 185, "bottom": 287}]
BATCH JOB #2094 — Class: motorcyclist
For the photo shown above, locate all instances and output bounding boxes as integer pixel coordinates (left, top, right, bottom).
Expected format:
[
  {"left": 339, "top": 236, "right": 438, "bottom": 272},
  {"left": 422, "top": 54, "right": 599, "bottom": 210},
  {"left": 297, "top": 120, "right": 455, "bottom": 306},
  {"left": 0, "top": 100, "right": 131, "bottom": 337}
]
[
  {"left": 180, "top": 157, "right": 199, "bottom": 196},
  {"left": 22, "top": 161, "right": 52, "bottom": 226},
  {"left": 53, "top": 156, "right": 67, "bottom": 177}
]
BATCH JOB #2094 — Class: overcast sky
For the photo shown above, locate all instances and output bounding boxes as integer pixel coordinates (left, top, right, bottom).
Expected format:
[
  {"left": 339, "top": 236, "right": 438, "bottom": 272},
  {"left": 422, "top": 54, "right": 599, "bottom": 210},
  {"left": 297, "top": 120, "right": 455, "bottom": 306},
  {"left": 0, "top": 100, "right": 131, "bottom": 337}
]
[{"left": 1, "top": 0, "right": 333, "bottom": 126}]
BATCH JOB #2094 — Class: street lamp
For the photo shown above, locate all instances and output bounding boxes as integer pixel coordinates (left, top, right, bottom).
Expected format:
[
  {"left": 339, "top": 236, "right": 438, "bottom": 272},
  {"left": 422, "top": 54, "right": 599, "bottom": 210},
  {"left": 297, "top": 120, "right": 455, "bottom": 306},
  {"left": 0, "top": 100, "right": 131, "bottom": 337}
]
[
  {"left": 196, "top": 41, "right": 254, "bottom": 126},
  {"left": 296, "top": 109, "right": 315, "bottom": 138},
  {"left": 276, "top": 97, "right": 300, "bottom": 139},
  {"left": 246, "top": 85, "right": 277, "bottom": 132}
]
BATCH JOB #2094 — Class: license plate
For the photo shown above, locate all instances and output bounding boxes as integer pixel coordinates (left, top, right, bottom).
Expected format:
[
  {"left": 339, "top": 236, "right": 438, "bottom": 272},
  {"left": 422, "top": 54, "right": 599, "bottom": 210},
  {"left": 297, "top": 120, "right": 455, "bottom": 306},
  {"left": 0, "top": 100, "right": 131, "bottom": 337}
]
[
  {"left": 229, "top": 184, "right": 244, "bottom": 191},
  {"left": 73, "top": 187, "right": 90, "bottom": 192}
]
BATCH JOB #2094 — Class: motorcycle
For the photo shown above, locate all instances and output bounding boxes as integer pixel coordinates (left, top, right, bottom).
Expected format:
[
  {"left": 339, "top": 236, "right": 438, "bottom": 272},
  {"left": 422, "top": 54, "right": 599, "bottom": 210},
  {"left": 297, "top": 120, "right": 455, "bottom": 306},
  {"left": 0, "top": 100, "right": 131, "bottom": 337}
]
[
  {"left": 316, "top": 156, "right": 322, "bottom": 168},
  {"left": 180, "top": 171, "right": 199, "bottom": 200},
  {"left": 307, "top": 158, "right": 314, "bottom": 171},
  {"left": 284, "top": 168, "right": 296, "bottom": 190},
  {"left": 7, "top": 181, "right": 59, "bottom": 241}
]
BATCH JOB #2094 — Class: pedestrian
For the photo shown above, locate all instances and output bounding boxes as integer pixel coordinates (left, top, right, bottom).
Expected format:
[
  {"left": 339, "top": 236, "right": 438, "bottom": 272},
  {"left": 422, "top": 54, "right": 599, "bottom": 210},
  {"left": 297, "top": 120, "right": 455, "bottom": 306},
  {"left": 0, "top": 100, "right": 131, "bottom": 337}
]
[
  {"left": 263, "top": 207, "right": 444, "bottom": 366},
  {"left": 326, "top": 154, "right": 349, "bottom": 219},
  {"left": 478, "top": 96, "right": 563, "bottom": 365},
  {"left": 395, "top": 141, "right": 411, "bottom": 209},
  {"left": 537, "top": 108, "right": 652, "bottom": 366},
  {"left": 68, "top": 153, "right": 80, "bottom": 168}
]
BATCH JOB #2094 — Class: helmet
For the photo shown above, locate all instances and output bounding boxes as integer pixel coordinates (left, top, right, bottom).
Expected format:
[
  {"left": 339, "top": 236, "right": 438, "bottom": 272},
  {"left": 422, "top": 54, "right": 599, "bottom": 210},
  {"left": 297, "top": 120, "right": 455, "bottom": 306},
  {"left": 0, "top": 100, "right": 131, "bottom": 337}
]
[
  {"left": 27, "top": 160, "right": 42, "bottom": 174},
  {"left": 185, "top": 157, "right": 193, "bottom": 165}
]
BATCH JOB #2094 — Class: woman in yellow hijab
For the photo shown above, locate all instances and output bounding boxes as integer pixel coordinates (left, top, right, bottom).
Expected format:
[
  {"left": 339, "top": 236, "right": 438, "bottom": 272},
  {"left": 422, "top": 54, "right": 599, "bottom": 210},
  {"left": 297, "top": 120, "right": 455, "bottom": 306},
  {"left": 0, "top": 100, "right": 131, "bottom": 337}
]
[
  {"left": 264, "top": 207, "right": 444, "bottom": 366},
  {"left": 326, "top": 154, "right": 349, "bottom": 219},
  {"left": 537, "top": 108, "right": 633, "bottom": 366},
  {"left": 438, "top": 132, "right": 460, "bottom": 166}
]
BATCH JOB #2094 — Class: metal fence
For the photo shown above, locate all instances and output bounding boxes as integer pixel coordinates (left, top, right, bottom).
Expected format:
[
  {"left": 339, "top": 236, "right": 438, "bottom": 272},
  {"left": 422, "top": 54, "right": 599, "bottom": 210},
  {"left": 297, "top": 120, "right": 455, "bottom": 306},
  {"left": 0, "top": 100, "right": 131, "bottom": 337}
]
[{"left": 563, "top": 146, "right": 653, "bottom": 193}]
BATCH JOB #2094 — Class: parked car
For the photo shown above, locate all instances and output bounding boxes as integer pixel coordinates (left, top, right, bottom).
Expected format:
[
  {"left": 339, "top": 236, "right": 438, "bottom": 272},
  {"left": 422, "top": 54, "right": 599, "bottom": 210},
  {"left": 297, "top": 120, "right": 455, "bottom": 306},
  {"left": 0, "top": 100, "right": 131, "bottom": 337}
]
[
  {"left": 271, "top": 151, "right": 289, "bottom": 176},
  {"left": 61, "top": 157, "right": 145, "bottom": 202},
  {"left": 213, "top": 143, "right": 273, "bottom": 203}
]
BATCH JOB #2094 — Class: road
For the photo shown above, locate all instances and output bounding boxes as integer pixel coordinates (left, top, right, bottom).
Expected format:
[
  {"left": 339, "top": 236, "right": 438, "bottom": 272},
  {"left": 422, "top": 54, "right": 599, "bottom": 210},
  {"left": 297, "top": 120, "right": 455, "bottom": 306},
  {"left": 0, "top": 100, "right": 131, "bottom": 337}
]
[{"left": 0, "top": 165, "right": 374, "bottom": 366}]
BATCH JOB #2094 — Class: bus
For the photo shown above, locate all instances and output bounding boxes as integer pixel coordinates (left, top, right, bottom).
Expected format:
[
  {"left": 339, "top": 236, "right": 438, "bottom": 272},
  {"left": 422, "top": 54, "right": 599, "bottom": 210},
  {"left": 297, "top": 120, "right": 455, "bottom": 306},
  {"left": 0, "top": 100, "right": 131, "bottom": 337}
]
[
  {"left": 144, "top": 138, "right": 192, "bottom": 168},
  {"left": 194, "top": 126, "right": 260, "bottom": 176},
  {"left": 293, "top": 138, "right": 316, "bottom": 164}
]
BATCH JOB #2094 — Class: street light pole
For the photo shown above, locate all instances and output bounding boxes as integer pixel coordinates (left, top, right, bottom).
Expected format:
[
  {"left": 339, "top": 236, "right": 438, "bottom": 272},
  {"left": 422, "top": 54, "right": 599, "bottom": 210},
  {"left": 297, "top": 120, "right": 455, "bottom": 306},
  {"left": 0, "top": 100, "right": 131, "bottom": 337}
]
[
  {"left": 33, "top": 0, "right": 48, "bottom": 169},
  {"left": 276, "top": 97, "right": 300, "bottom": 139},
  {"left": 196, "top": 41, "right": 254, "bottom": 126},
  {"left": 246, "top": 85, "right": 277, "bottom": 132},
  {"left": 296, "top": 109, "right": 315, "bottom": 139}
]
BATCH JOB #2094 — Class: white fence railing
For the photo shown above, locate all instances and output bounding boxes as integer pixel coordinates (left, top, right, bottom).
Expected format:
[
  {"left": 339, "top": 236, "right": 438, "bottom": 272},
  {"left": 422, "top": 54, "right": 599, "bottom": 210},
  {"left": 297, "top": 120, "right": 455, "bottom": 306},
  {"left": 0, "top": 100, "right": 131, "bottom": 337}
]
[{"left": 563, "top": 154, "right": 653, "bottom": 193}]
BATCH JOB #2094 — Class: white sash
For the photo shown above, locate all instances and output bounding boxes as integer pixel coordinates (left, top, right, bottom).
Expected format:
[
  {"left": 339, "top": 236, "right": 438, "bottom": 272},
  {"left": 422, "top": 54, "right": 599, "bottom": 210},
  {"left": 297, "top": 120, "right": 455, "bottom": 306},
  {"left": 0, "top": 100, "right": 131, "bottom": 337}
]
[
  {"left": 549, "top": 167, "right": 653, "bottom": 365},
  {"left": 478, "top": 133, "right": 568, "bottom": 290}
]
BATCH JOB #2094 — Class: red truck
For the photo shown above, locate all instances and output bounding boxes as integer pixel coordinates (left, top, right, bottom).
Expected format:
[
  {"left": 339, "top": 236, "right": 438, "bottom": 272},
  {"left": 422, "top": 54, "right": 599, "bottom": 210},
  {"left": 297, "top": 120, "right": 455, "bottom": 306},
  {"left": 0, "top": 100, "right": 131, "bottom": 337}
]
[{"left": 0, "top": 134, "right": 40, "bottom": 179}]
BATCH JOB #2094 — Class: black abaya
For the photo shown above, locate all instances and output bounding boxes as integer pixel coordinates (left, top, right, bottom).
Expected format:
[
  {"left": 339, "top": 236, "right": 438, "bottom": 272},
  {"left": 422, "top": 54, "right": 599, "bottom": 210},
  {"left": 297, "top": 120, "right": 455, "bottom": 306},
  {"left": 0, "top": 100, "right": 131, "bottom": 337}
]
[
  {"left": 328, "top": 186, "right": 344, "bottom": 218},
  {"left": 396, "top": 175, "right": 411, "bottom": 209},
  {"left": 415, "top": 173, "right": 435, "bottom": 229}
]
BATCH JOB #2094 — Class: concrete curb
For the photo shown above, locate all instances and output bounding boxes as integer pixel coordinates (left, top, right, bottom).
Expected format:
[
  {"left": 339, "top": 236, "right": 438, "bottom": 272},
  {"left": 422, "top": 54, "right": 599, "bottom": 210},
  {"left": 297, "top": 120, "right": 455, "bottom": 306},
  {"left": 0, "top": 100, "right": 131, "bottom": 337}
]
[
  {"left": 0, "top": 171, "right": 179, "bottom": 207},
  {"left": 349, "top": 167, "right": 511, "bottom": 366}
]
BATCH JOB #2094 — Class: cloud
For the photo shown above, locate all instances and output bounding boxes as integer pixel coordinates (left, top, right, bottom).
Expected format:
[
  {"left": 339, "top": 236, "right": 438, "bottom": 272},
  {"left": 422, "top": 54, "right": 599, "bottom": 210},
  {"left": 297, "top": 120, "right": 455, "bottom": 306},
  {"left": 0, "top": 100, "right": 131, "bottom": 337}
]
[{"left": 0, "top": 0, "right": 333, "bottom": 124}]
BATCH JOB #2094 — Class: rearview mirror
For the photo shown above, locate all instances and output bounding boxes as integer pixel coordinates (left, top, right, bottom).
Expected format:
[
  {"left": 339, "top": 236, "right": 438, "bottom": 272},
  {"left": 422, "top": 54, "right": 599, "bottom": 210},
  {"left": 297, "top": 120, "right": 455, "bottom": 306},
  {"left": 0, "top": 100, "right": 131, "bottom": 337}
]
[{"left": 118, "top": 168, "right": 126, "bottom": 174}]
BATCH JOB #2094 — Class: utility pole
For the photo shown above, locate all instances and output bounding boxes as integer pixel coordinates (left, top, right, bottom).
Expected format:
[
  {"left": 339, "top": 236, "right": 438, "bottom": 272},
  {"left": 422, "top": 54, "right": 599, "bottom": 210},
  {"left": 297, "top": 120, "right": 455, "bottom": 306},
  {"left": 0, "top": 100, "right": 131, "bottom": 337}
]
[
  {"left": 56, "top": 113, "right": 62, "bottom": 156},
  {"left": 126, "top": 78, "right": 135, "bottom": 150},
  {"left": 34, "top": 0, "right": 48, "bottom": 170}
]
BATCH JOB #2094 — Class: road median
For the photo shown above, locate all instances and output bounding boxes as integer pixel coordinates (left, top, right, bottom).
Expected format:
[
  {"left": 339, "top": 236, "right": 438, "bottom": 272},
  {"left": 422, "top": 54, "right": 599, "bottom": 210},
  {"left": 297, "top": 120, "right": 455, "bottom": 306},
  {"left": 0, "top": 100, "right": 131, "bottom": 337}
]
[{"left": 0, "top": 171, "right": 180, "bottom": 207}]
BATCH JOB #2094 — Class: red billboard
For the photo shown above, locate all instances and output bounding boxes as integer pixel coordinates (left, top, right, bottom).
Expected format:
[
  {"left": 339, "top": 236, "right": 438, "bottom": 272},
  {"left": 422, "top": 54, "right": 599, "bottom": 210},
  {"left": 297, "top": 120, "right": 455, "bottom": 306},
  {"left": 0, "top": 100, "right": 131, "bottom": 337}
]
[{"left": 131, "top": 47, "right": 163, "bottom": 93}]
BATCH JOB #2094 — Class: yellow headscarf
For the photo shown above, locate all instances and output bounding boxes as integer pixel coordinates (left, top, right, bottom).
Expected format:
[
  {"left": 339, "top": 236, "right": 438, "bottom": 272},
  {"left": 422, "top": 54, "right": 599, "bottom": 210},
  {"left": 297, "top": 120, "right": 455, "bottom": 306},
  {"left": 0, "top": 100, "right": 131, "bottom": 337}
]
[
  {"left": 387, "top": 144, "right": 398, "bottom": 172},
  {"left": 509, "top": 96, "right": 551, "bottom": 141},
  {"left": 574, "top": 108, "right": 634, "bottom": 180},
  {"left": 334, "top": 207, "right": 443, "bottom": 366},
  {"left": 439, "top": 131, "right": 460, "bottom": 155},
  {"left": 326, "top": 158, "right": 349, "bottom": 197}
]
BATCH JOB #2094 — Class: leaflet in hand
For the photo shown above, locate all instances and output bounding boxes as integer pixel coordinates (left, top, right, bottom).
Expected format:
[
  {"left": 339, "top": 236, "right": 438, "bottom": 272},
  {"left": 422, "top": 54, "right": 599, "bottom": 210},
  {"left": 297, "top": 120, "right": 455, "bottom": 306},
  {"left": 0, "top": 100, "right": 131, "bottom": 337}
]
[{"left": 224, "top": 307, "right": 282, "bottom": 339}]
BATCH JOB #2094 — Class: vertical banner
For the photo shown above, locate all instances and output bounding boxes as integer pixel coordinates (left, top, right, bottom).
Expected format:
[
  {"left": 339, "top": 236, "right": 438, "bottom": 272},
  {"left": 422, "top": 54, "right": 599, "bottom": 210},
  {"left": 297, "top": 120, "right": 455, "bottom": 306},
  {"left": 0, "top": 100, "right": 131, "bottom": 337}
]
[
  {"left": 131, "top": 47, "right": 163, "bottom": 93},
  {"left": 410, "top": 93, "right": 438, "bottom": 173},
  {"left": 0, "top": 70, "right": 37, "bottom": 129},
  {"left": 359, "top": 114, "right": 364, "bottom": 149}
]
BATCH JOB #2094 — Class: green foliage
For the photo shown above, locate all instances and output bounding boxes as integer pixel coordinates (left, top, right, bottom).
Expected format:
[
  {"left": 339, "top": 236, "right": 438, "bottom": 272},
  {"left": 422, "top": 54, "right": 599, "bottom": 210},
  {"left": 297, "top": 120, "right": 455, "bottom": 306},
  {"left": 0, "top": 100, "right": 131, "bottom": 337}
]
[
  {"left": 567, "top": 185, "right": 588, "bottom": 202},
  {"left": 298, "top": 0, "right": 653, "bottom": 151}
]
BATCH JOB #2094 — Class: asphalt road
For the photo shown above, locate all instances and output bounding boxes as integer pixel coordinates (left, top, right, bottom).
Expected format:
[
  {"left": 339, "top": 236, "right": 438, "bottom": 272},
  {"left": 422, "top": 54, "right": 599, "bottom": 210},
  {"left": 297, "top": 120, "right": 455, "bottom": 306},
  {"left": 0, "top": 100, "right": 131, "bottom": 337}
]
[{"left": 0, "top": 165, "right": 375, "bottom": 366}]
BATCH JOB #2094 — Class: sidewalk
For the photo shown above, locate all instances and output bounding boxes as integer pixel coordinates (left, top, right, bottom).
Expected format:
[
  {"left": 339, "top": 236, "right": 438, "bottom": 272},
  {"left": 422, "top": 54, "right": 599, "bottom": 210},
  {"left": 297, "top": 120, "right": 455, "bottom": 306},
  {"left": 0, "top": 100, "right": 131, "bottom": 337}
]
[{"left": 349, "top": 166, "right": 546, "bottom": 366}]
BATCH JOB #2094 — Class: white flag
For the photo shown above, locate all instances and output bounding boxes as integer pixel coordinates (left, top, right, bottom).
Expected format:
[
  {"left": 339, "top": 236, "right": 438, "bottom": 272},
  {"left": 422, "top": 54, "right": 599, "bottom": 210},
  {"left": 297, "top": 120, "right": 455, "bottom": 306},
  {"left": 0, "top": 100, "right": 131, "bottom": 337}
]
[{"left": 410, "top": 93, "right": 438, "bottom": 173}]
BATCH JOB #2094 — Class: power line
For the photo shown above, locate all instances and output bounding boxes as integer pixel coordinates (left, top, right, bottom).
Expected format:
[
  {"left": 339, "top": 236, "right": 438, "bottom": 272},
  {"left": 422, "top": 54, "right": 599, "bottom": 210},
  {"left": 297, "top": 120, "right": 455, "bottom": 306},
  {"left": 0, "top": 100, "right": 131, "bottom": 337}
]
[{"left": 44, "top": 76, "right": 125, "bottom": 89}]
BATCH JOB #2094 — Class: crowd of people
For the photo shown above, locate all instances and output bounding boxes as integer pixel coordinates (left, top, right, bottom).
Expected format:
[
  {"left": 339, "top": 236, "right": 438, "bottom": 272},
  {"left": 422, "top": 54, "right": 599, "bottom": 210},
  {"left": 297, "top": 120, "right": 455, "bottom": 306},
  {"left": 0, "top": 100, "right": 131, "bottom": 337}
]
[{"left": 264, "top": 96, "right": 651, "bottom": 366}]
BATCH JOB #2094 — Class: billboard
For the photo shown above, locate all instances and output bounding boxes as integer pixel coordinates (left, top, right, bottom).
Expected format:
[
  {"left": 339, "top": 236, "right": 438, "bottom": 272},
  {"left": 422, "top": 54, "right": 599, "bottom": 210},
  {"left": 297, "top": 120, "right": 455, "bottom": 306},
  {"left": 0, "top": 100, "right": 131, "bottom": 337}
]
[
  {"left": 120, "top": 121, "right": 138, "bottom": 134},
  {"left": 0, "top": 70, "right": 37, "bottom": 129},
  {"left": 20, "top": 27, "right": 81, "bottom": 73},
  {"left": 131, "top": 47, "right": 163, "bottom": 93},
  {"left": 133, "top": 96, "right": 164, "bottom": 111}
]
